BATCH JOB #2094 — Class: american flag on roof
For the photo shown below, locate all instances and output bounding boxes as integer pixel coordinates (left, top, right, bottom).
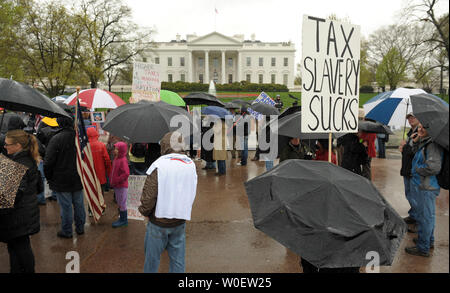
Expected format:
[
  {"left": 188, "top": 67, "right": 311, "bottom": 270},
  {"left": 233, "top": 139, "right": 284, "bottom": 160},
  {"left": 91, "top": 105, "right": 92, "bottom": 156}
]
[{"left": 74, "top": 96, "right": 105, "bottom": 222}]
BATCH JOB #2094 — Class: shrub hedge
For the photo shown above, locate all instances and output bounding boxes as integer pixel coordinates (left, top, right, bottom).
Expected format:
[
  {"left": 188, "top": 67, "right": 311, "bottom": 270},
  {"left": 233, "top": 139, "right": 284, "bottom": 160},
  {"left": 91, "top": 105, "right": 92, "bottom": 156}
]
[{"left": 161, "top": 81, "right": 289, "bottom": 92}]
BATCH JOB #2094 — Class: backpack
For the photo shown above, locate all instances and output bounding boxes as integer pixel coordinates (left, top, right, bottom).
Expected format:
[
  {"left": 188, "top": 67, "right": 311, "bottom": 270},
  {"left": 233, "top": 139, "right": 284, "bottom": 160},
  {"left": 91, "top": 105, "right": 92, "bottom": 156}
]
[
  {"left": 131, "top": 143, "right": 147, "bottom": 158},
  {"left": 424, "top": 143, "right": 449, "bottom": 190},
  {"left": 437, "top": 150, "right": 449, "bottom": 190}
]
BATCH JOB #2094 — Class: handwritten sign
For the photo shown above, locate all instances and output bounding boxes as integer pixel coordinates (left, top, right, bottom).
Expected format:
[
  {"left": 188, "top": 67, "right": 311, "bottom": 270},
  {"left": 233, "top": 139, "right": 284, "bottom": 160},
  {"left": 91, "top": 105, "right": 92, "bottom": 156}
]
[
  {"left": 248, "top": 92, "right": 275, "bottom": 120},
  {"left": 301, "top": 15, "right": 360, "bottom": 133},
  {"left": 126, "top": 175, "right": 147, "bottom": 221},
  {"left": 132, "top": 62, "right": 161, "bottom": 103}
]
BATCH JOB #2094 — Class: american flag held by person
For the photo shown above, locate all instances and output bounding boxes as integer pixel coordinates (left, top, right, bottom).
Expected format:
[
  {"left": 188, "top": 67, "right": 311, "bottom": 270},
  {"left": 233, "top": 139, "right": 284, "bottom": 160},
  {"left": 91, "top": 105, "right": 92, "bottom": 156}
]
[{"left": 74, "top": 96, "right": 105, "bottom": 222}]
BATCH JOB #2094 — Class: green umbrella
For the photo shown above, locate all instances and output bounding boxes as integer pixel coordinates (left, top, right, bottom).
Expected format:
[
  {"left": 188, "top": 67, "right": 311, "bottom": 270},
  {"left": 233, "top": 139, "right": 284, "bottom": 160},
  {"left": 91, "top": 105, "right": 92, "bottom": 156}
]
[{"left": 160, "top": 90, "right": 185, "bottom": 106}]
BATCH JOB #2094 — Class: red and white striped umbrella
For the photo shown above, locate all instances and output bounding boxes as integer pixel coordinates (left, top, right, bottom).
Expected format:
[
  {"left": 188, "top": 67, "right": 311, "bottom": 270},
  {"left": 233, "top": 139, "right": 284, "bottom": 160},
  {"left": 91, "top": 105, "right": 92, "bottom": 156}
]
[{"left": 65, "top": 89, "right": 125, "bottom": 110}]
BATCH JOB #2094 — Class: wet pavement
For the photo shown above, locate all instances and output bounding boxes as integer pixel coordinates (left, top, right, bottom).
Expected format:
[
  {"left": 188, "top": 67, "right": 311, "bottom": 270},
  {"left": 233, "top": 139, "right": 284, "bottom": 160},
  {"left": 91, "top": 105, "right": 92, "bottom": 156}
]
[{"left": 0, "top": 149, "right": 448, "bottom": 273}]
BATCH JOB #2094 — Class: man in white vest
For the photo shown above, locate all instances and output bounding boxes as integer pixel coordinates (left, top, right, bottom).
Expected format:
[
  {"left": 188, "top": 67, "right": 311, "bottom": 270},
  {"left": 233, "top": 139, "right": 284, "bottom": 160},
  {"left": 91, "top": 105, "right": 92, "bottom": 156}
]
[{"left": 139, "top": 131, "right": 198, "bottom": 273}]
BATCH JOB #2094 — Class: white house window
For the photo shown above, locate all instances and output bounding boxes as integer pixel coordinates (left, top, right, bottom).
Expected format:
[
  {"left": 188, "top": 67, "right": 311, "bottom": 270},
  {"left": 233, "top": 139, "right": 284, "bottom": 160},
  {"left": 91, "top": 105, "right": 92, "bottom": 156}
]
[
  {"left": 271, "top": 74, "right": 276, "bottom": 84},
  {"left": 284, "top": 57, "right": 288, "bottom": 67},
  {"left": 168, "top": 57, "right": 172, "bottom": 66},
  {"left": 180, "top": 57, "right": 185, "bottom": 66},
  {"left": 228, "top": 74, "right": 233, "bottom": 83},
  {"left": 259, "top": 74, "right": 263, "bottom": 84},
  {"left": 180, "top": 74, "right": 185, "bottom": 82},
  {"left": 283, "top": 74, "right": 288, "bottom": 85},
  {"left": 168, "top": 74, "right": 173, "bottom": 82},
  {"left": 271, "top": 57, "right": 276, "bottom": 67},
  {"left": 198, "top": 58, "right": 204, "bottom": 67},
  {"left": 228, "top": 58, "right": 233, "bottom": 67},
  {"left": 259, "top": 57, "right": 264, "bottom": 66},
  {"left": 155, "top": 57, "right": 160, "bottom": 64},
  {"left": 143, "top": 57, "right": 147, "bottom": 62},
  {"left": 213, "top": 58, "right": 219, "bottom": 68},
  {"left": 246, "top": 74, "right": 251, "bottom": 82},
  {"left": 199, "top": 74, "right": 203, "bottom": 83},
  {"left": 246, "top": 57, "right": 251, "bottom": 66}
]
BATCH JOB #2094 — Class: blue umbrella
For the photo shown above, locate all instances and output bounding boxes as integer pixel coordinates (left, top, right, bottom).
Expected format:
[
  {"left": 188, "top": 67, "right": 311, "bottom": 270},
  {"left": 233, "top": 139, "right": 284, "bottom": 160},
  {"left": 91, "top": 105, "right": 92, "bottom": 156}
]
[
  {"left": 201, "top": 106, "right": 231, "bottom": 119},
  {"left": 363, "top": 88, "right": 428, "bottom": 129}
]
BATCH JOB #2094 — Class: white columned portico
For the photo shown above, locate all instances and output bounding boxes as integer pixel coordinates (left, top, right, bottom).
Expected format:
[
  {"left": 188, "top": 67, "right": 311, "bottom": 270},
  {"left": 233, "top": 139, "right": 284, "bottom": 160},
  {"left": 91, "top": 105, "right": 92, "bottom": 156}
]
[
  {"left": 221, "top": 50, "right": 226, "bottom": 84},
  {"left": 188, "top": 50, "right": 193, "bottom": 82},
  {"left": 205, "top": 50, "right": 209, "bottom": 84}
]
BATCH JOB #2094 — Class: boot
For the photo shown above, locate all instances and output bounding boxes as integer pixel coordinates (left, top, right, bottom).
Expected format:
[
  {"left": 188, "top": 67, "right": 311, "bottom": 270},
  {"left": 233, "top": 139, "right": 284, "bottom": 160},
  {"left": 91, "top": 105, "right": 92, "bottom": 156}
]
[{"left": 112, "top": 210, "right": 128, "bottom": 228}]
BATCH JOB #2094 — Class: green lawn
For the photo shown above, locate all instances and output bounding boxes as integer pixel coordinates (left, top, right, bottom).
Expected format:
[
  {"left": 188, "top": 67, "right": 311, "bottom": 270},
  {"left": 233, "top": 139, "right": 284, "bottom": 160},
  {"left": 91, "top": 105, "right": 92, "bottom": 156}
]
[{"left": 114, "top": 91, "right": 449, "bottom": 111}]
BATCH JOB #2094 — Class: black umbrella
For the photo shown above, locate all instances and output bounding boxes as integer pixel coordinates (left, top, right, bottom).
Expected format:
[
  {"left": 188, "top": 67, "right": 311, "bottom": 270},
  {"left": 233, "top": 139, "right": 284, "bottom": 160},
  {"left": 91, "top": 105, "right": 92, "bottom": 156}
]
[
  {"left": 358, "top": 120, "right": 394, "bottom": 135},
  {"left": 245, "top": 159, "right": 406, "bottom": 268},
  {"left": 102, "top": 100, "right": 193, "bottom": 143},
  {"left": 269, "top": 111, "right": 344, "bottom": 140},
  {"left": 411, "top": 93, "right": 449, "bottom": 151},
  {"left": 183, "top": 92, "right": 225, "bottom": 107},
  {"left": 248, "top": 103, "right": 280, "bottom": 116},
  {"left": 0, "top": 78, "right": 70, "bottom": 118},
  {"left": 232, "top": 99, "right": 253, "bottom": 106},
  {"left": 279, "top": 105, "right": 301, "bottom": 119},
  {"left": 224, "top": 102, "right": 241, "bottom": 109}
]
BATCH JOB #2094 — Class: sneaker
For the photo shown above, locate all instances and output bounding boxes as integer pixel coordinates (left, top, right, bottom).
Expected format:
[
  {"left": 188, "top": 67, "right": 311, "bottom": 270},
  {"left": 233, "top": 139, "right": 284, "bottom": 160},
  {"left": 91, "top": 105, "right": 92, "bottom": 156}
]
[
  {"left": 413, "top": 238, "right": 434, "bottom": 249},
  {"left": 405, "top": 246, "right": 429, "bottom": 257},
  {"left": 57, "top": 231, "right": 73, "bottom": 239},
  {"left": 76, "top": 229, "right": 84, "bottom": 236},
  {"left": 403, "top": 216, "right": 416, "bottom": 225},
  {"left": 237, "top": 162, "right": 247, "bottom": 166}
]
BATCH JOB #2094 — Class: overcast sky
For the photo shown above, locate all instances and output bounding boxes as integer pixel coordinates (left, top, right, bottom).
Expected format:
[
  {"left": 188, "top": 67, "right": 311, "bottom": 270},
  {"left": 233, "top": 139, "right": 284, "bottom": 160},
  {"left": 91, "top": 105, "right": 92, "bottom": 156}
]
[{"left": 125, "top": 0, "right": 448, "bottom": 68}]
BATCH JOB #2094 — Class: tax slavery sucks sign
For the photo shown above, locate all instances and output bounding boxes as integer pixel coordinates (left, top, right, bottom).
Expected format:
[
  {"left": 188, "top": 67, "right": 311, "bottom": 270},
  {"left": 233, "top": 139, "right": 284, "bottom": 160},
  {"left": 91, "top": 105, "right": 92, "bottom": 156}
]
[{"left": 301, "top": 15, "right": 360, "bottom": 133}]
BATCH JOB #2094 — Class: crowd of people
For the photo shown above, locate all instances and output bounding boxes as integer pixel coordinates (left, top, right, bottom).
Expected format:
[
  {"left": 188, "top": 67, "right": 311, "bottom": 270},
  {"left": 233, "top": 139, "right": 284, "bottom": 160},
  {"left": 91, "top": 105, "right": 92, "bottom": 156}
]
[{"left": 0, "top": 100, "right": 446, "bottom": 273}]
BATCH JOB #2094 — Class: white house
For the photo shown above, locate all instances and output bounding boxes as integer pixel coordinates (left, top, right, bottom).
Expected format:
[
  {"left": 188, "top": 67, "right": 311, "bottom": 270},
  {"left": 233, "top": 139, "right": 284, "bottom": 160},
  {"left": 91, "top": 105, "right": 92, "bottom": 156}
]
[{"left": 140, "top": 32, "right": 296, "bottom": 90}]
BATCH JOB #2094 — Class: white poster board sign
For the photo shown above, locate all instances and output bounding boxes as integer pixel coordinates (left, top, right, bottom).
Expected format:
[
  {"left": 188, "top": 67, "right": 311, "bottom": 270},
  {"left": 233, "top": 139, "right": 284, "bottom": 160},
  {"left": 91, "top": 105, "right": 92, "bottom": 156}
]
[
  {"left": 301, "top": 15, "right": 360, "bottom": 133},
  {"left": 248, "top": 92, "right": 275, "bottom": 120},
  {"left": 126, "top": 175, "right": 147, "bottom": 220},
  {"left": 131, "top": 62, "right": 161, "bottom": 103}
]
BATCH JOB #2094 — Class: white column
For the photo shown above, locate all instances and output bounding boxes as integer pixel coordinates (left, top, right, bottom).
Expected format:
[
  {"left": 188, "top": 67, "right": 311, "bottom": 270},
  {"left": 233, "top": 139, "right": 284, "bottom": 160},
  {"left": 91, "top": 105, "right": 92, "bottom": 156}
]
[
  {"left": 188, "top": 50, "right": 193, "bottom": 82},
  {"left": 237, "top": 50, "right": 241, "bottom": 82},
  {"left": 205, "top": 50, "right": 209, "bottom": 84},
  {"left": 221, "top": 50, "right": 226, "bottom": 84}
]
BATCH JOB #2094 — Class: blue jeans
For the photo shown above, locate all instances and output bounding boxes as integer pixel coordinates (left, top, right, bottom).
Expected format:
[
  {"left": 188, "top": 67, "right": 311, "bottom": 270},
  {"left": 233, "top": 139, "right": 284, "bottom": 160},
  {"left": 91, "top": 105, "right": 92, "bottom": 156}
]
[
  {"left": 265, "top": 161, "right": 274, "bottom": 171},
  {"left": 412, "top": 184, "right": 439, "bottom": 252},
  {"left": 217, "top": 160, "right": 226, "bottom": 174},
  {"left": 240, "top": 136, "right": 248, "bottom": 165},
  {"left": 404, "top": 177, "right": 417, "bottom": 220},
  {"left": 55, "top": 190, "right": 86, "bottom": 236},
  {"left": 37, "top": 162, "right": 46, "bottom": 204},
  {"left": 206, "top": 161, "right": 216, "bottom": 169},
  {"left": 144, "top": 222, "right": 186, "bottom": 273}
]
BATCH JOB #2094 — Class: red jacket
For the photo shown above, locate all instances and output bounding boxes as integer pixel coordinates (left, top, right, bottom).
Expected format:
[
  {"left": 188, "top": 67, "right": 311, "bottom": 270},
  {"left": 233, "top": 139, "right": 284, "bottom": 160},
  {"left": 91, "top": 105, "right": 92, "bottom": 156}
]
[
  {"left": 359, "top": 132, "right": 377, "bottom": 158},
  {"left": 86, "top": 128, "right": 112, "bottom": 185},
  {"left": 314, "top": 149, "right": 337, "bottom": 165}
]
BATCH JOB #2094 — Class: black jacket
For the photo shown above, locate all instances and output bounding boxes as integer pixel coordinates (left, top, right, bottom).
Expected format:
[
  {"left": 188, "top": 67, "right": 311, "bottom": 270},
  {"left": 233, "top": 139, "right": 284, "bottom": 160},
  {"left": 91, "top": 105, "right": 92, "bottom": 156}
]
[
  {"left": 43, "top": 124, "right": 83, "bottom": 192},
  {"left": 400, "top": 127, "right": 418, "bottom": 177},
  {"left": 0, "top": 151, "right": 41, "bottom": 242},
  {"left": 340, "top": 134, "right": 368, "bottom": 176}
]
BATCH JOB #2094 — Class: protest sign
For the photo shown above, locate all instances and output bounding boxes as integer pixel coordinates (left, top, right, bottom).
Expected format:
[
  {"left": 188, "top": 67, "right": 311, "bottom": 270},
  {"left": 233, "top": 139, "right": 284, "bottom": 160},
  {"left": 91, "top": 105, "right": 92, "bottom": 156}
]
[
  {"left": 126, "top": 175, "right": 146, "bottom": 220},
  {"left": 301, "top": 15, "right": 360, "bottom": 133},
  {"left": 248, "top": 92, "right": 275, "bottom": 120},
  {"left": 131, "top": 62, "right": 161, "bottom": 103}
]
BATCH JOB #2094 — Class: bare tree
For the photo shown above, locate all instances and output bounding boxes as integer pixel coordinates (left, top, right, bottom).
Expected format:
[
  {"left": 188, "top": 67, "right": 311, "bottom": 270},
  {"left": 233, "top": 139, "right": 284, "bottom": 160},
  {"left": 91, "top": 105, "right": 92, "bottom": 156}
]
[
  {"left": 72, "top": 0, "right": 154, "bottom": 89},
  {"left": 401, "top": 0, "right": 449, "bottom": 93}
]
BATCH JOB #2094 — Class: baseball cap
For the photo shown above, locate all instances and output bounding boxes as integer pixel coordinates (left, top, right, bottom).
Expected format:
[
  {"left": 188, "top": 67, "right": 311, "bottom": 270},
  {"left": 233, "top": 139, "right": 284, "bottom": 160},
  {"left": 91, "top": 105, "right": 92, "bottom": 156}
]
[{"left": 406, "top": 112, "right": 415, "bottom": 118}]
